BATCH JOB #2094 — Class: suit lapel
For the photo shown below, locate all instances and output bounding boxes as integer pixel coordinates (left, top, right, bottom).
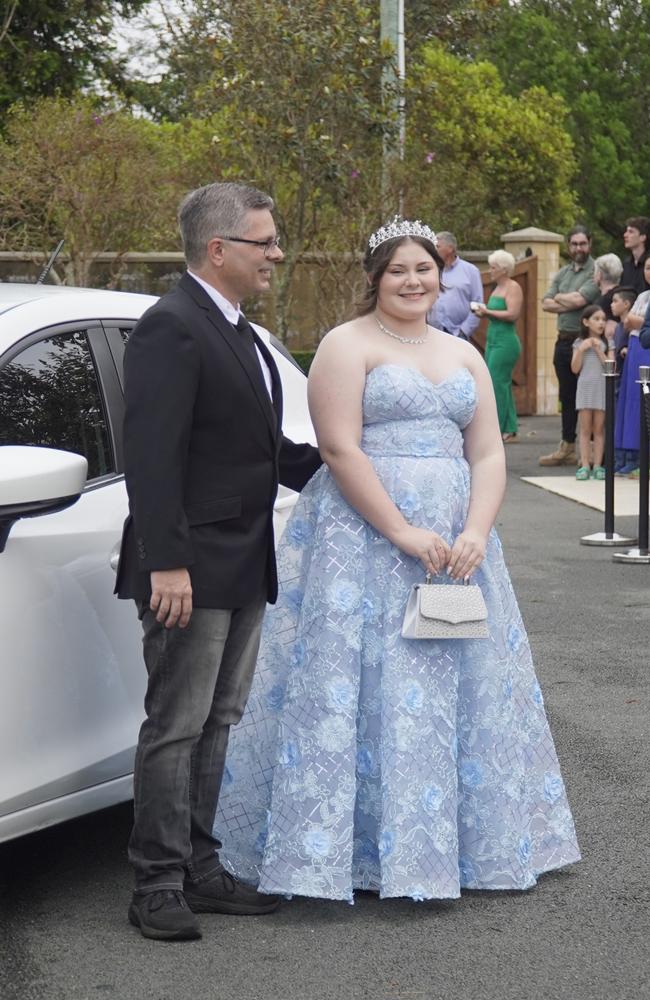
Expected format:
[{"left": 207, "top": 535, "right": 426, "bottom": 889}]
[
  {"left": 251, "top": 329, "right": 283, "bottom": 432},
  {"left": 179, "top": 273, "right": 279, "bottom": 441}
]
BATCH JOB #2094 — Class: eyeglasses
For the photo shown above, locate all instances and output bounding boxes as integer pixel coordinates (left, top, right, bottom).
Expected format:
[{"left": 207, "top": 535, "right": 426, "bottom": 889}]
[{"left": 217, "top": 235, "right": 281, "bottom": 257}]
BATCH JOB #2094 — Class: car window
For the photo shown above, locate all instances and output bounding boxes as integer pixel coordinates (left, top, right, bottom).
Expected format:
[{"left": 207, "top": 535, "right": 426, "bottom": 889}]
[{"left": 0, "top": 329, "right": 114, "bottom": 480}]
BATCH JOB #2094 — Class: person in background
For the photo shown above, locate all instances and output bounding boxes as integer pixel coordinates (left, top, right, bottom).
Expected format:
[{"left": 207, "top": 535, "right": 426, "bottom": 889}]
[
  {"left": 622, "top": 257, "right": 650, "bottom": 338},
  {"left": 539, "top": 225, "right": 599, "bottom": 467},
  {"left": 638, "top": 298, "right": 650, "bottom": 350},
  {"left": 614, "top": 260, "right": 650, "bottom": 477},
  {"left": 593, "top": 253, "right": 623, "bottom": 341},
  {"left": 474, "top": 250, "right": 522, "bottom": 442},
  {"left": 621, "top": 217, "right": 649, "bottom": 295},
  {"left": 571, "top": 305, "right": 612, "bottom": 481},
  {"left": 426, "top": 231, "right": 483, "bottom": 341},
  {"left": 610, "top": 287, "right": 637, "bottom": 472}
]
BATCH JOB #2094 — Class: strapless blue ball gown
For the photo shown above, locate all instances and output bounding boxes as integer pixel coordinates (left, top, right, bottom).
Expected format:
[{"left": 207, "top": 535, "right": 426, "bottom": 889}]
[{"left": 214, "top": 365, "right": 580, "bottom": 901}]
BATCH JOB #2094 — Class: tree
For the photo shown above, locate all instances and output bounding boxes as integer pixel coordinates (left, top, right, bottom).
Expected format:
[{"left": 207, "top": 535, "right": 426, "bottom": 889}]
[
  {"left": 404, "top": 0, "right": 499, "bottom": 54},
  {"left": 123, "top": 0, "right": 398, "bottom": 338},
  {"left": 0, "top": 1, "right": 148, "bottom": 119},
  {"left": 0, "top": 96, "right": 218, "bottom": 284},
  {"left": 402, "top": 44, "right": 578, "bottom": 245},
  {"left": 475, "top": 0, "right": 650, "bottom": 243},
  {"left": 113, "top": 3, "right": 580, "bottom": 334}
]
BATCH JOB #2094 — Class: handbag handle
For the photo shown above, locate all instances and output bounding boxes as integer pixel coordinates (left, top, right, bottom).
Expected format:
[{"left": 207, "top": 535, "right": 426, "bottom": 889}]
[{"left": 424, "top": 572, "right": 471, "bottom": 586}]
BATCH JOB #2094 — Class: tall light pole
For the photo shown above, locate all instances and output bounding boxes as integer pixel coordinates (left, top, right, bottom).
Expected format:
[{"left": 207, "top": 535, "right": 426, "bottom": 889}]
[{"left": 380, "top": 0, "right": 405, "bottom": 209}]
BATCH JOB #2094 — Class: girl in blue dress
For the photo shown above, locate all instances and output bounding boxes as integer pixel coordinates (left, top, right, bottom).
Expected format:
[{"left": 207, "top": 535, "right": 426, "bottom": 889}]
[{"left": 214, "top": 220, "right": 580, "bottom": 902}]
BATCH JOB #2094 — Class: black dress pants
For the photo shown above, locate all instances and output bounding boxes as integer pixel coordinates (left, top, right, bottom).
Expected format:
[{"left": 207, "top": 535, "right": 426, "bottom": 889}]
[{"left": 553, "top": 337, "right": 578, "bottom": 444}]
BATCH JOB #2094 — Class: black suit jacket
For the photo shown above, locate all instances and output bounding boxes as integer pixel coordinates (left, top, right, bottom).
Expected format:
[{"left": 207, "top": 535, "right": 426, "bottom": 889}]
[{"left": 115, "top": 272, "right": 321, "bottom": 608}]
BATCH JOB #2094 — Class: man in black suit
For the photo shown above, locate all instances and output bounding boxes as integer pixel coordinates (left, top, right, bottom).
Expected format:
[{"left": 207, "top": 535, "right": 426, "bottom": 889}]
[{"left": 116, "top": 182, "right": 321, "bottom": 941}]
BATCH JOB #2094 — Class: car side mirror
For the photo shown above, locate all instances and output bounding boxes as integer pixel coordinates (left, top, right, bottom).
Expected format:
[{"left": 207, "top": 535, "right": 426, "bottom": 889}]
[{"left": 0, "top": 446, "right": 88, "bottom": 552}]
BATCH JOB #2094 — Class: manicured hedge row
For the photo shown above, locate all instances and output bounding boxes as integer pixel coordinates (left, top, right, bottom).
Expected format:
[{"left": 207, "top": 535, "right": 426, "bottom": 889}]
[{"left": 290, "top": 351, "right": 316, "bottom": 375}]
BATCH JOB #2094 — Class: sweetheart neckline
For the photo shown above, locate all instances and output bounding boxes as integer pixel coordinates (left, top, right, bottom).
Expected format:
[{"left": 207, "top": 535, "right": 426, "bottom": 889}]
[{"left": 365, "top": 364, "right": 473, "bottom": 391}]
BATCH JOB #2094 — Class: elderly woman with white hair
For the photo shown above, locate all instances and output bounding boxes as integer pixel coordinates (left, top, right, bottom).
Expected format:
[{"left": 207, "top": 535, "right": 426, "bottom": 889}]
[
  {"left": 474, "top": 250, "right": 523, "bottom": 441},
  {"left": 593, "top": 252, "right": 624, "bottom": 340}
]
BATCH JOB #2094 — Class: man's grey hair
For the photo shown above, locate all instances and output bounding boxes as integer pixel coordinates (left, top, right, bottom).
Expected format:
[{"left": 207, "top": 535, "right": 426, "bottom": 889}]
[
  {"left": 178, "top": 182, "right": 274, "bottom": 268},
  {"left": 436, "top": 231, "right": 457, "bottom": 249},
  {"left": 594, "top": 253, "right": 623, "bottom": 285}
]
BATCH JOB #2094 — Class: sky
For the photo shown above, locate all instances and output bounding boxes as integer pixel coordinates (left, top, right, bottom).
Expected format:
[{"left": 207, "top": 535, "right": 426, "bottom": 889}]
[{"left": 112, "top": 1, "right": 185, "bottom": 81}]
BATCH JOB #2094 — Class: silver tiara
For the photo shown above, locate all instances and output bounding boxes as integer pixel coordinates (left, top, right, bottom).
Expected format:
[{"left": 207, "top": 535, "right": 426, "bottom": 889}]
[{"left": 368, "top": 216, "right": 438, "bottom": 253}]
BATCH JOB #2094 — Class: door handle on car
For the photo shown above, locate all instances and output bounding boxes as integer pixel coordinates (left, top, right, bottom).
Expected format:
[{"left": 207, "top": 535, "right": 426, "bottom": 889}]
[{"left": 109, "top": 542, "right": 121, "bottom": 573}]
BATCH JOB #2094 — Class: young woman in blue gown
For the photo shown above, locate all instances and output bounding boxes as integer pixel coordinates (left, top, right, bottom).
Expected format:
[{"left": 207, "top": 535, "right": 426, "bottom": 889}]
[{"left": 214, "top": 220, "right": 580, "bottom": 902}]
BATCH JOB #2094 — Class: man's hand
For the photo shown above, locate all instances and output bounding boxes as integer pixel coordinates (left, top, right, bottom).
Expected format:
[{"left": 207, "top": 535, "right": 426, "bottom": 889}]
[
  {"left": 555, "top": 291, "right": 588, "bottom": 310},
  {"left": 150, "top": 568, "right": 193, "bottom": 629},
  {"left": 542, "top": 297, "right": 564, "bottom": 314}
]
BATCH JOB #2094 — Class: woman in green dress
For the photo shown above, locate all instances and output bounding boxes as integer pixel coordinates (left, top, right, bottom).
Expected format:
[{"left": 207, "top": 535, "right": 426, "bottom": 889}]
[{"left": 475, "top": 250, "right": 523, "bottom": 442}]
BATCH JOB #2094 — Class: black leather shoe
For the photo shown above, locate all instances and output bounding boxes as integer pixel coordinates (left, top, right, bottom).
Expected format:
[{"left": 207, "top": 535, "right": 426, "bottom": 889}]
[
  {"left": 128, "top": 889, "right": 202, "bottom": 940},
  {"left": 183, "top": 870, "right": 280, "bottom": 915}
]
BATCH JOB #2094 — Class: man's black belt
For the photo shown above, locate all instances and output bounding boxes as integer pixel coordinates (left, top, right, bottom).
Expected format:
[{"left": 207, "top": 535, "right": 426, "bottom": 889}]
[{"left": 557, "top": 331, "right": 579, "bottom": 342}]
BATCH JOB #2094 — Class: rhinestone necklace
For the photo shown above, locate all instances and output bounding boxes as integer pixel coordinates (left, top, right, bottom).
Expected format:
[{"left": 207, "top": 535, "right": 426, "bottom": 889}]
[{"left": 375, "top": 314, "right": 428, "bottom": 345}]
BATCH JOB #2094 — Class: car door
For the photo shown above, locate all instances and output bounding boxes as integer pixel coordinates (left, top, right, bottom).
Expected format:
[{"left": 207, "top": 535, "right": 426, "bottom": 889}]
[{"left": 0, "top": 323, "right": 144, "bottom": 828}]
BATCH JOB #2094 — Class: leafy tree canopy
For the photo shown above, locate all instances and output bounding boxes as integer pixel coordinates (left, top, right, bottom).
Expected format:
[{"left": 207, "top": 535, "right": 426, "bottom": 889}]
[
  {"left": 131, "top": 0, "right": 398, "bottom": 335},
  {"left": 405, "top": 0, "right": 500, "bottom": 53},
  {"left": 474, "top": 0, "right": 650, "bottom": 241},
  {"left": 0, "top": 1, "right": 148, "bottom": 117},
  {"left": 403, "top": 44, "right": 578, "bottom": 245},
  {"left": 0, "top": 95, "right": 220, "bottom": 283}
]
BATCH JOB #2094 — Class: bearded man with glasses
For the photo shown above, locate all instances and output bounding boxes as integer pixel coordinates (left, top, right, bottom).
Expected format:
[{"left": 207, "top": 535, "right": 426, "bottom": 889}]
[{"left": 539, "top": 225, "right": 600, "bottom": 467}]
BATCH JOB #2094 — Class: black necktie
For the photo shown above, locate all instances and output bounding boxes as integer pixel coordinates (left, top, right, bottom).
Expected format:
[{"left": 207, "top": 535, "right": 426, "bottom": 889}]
[
  {"left": 235, "top": 312, "right": 258, "bottom": 350},
  {"left": 235, "top": 313, "right": 279, "bottom": 412},
  {"left": 235, "top": 312, "right": 266, "bottom": 377}
]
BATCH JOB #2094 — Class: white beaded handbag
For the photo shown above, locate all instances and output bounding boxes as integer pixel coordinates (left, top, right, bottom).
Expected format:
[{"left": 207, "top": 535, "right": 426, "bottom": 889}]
[{"left": 401, "top": 574, "right": 489, "bottom": 640}]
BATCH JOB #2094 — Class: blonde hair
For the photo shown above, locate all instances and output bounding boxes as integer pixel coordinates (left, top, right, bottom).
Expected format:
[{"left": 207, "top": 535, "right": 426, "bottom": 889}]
[{"left": 488, "top": 249, "right": 516, "bottom": 275}]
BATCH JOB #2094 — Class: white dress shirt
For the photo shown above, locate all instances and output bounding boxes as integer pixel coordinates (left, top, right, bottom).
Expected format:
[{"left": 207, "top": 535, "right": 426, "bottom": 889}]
[{"left": 186, "top": 270, "right": 273, "bottom": 397}]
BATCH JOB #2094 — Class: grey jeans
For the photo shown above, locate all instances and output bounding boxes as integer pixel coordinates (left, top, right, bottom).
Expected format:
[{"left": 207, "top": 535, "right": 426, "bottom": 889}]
[{"left": 128, "top": 597, "right": 266, "bottom": 892}]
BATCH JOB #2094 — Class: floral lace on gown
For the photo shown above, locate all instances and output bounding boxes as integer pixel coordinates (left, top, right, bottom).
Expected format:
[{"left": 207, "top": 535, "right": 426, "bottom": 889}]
[{"left": 214, "top": 365, "right": 580, "bottom": 901}]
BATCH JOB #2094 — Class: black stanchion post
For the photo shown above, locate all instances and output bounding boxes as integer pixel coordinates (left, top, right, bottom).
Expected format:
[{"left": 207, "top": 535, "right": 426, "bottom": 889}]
[
  {"left": 613, "top": 363, "right": 650, "bottom": 563},
  {"left": 581, "top": 358, "right": 635, "bottom": 546},
  {"left": 638, "top": 380, "right": 649, "bottom": 554}
]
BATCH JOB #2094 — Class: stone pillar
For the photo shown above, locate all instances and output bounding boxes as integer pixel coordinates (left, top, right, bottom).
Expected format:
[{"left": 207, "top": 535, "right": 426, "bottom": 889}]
[{"left": 502, "top": 226, "right": 564, "bottom": 415}]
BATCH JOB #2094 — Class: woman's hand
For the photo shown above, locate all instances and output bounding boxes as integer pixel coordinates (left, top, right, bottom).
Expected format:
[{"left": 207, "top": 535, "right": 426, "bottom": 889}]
[
  {"left": 446, "top": 528, "right": 487, "bottom": 580},
  {"left": 392, "top": 525, "right": 451, "bottom": 575}
]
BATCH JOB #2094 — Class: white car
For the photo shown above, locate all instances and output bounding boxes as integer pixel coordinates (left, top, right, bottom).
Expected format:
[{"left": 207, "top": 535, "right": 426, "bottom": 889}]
[{"left": 0, "top": 282, "right": 315, "bottom": 843}]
